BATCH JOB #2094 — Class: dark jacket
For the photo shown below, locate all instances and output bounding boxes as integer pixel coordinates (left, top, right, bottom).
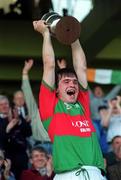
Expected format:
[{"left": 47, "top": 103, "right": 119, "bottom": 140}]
[
  {"left": 107, "top": 161, "right": 121, "bottom": 180},
  {"left": 0, "top": 117, "right": 9, "bottom": 150}
]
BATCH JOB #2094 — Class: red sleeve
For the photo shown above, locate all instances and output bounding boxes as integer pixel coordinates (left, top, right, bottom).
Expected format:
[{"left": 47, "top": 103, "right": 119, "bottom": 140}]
[{"left": 39, "top": 81, "right": 58, "bottom": 121}]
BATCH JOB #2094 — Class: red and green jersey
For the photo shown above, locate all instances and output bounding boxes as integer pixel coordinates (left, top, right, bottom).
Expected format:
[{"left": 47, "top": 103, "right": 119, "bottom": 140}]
[{"left": 39, "top": 80, "right": 105, "bottom": 173}]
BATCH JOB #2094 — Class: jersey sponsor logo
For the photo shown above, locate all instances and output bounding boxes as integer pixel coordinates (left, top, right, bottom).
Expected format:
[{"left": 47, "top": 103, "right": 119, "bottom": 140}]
[
  {"left": 72, "top": 120, "right": 89, "bottom": 127},
  {"left": 48, "top": 114, "right": 95, "bottom": 141},
  {"left": 71, "top": 120, "right": 91, "bottom": 133}
]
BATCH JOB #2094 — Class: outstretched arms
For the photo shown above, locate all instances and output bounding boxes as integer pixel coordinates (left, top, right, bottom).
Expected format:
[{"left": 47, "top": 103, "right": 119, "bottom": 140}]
[{"left": 33, "top": 21, "right": 87, "bottom": 88}]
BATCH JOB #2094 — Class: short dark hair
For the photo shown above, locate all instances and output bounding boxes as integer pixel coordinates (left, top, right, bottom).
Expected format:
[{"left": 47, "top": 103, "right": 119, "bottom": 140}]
[
  {"left": 55, "top": 68, "right": 78, "bottom": 88},
  {"left": 30, "top": 146, "right": 48, "bottom": 159},
  {"left": 98, "top": 105, "right": 108, "bottom": 112},
  {"left": 111, "top": 136, "right": 121, "bottom": 143},
  {"left": 111, "top": 97, "right": 117, "bottom": 101}
]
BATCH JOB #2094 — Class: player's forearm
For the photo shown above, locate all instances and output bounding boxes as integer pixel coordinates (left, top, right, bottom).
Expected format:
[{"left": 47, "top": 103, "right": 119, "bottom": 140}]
[
  {"left": 42, "top": 31, "right": 55, "bottom": 68},
  {"left": 71, "top": 39, "right": 87, "bottom": 72}
]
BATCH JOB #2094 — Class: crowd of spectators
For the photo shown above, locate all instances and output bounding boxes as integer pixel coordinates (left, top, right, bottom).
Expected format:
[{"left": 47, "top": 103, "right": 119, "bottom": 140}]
[
  {"left": 0, "top": 59, "right": 53, "bottom": 180},
  {"left": 0, "top": 58, "right": 121, "bottom": 180},
  {"left": 90, "top": 84, "right": 121, "bottom": 179}
]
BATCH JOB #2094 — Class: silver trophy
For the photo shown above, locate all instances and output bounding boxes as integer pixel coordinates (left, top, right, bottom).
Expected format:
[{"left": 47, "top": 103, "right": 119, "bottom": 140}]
[{"left": 41, "top": 12, "right": 81, "bottom": 45}]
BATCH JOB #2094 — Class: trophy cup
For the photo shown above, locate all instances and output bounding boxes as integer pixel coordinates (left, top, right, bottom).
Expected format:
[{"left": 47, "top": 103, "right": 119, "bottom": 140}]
[{"left": 41, "top": 12, "right": 81, "bottom": 45}]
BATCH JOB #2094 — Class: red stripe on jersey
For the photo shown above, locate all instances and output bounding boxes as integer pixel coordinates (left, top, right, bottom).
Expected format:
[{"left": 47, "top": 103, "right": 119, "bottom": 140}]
[{"left": 48, "top": 113, "right": 95, "bottom": 142}]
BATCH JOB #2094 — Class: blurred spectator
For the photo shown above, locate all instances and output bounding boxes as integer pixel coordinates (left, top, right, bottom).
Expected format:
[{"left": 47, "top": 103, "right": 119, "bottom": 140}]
[
  {"left": 20, "top": 146, "right": 54, "bottom": 180},
  {"left": 105, "top": 136, "right": 121, "bottom": 166},
  {"left": 101, "top": 96, "right": 121, "bottom": 144},
  {"left": 0, "top": 95, "right": 11, "bottom": 150},
  {"left": 12, "top": 90, "right": 34, "bottom": 149},
  {"left": 13, "top": 90, "right": 28, "bottom": 120},
  {"left": 95, "top": 106, "right": 109, "bottom": 155},
  {"left": 89, "top": 85, "right": 121, "bottom": 120},
  {"left": 104, "top": 136, "right": 121, "bottom": 180},
  {"left": 6, "top": 105, "right": 32, "bottom": 180},
  {"left": 0, "top": 149, "right": 15, "bottom": 180},
  {"left": 107, "top": 145, "right": 121, "bottom": 180},
  {"left": 22, "top": 59, "right": 52, "bottom": 154}
]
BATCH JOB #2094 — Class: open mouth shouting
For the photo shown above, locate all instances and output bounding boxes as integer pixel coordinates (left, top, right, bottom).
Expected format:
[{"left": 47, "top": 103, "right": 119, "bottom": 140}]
[
  {"left": 66, "top": 88, "right": 78, "bottom": 102},
  {"left": 66, "top": 89, "right": 76, "bottom": 96}
]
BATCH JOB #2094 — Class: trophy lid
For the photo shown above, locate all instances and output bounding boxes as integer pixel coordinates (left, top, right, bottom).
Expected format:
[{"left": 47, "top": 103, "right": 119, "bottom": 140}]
[{"left": 55, "top": 16, "right": 81, "bottom": 45}]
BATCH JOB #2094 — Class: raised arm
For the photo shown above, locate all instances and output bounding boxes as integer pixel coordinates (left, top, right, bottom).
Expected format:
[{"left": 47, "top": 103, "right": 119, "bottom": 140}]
[
  {"left": 71, "top": 39, "right": 87, "bottom": 89},
  {"left": 22, "top": 59, "right": 33, "bottom": 78},
  {"left": 22, "top": 59, "right": 38, "bottom": 116},
  {"left": 105, "top": 85, "right": 121, "bottom": 100},
  {"left": 22, "top": 59, "right": 50, "bottom": 141},
  {"left": 33, "top": 20, "right": 55, "bottom": 87}
]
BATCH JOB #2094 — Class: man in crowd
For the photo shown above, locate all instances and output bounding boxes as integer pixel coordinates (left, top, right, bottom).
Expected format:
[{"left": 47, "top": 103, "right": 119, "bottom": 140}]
[
  {"left": 90, "top": 85, "right": 121, "bottom": 120},
  {"left": 20, "top": 146, "right": 54, "bottom": 180}
]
